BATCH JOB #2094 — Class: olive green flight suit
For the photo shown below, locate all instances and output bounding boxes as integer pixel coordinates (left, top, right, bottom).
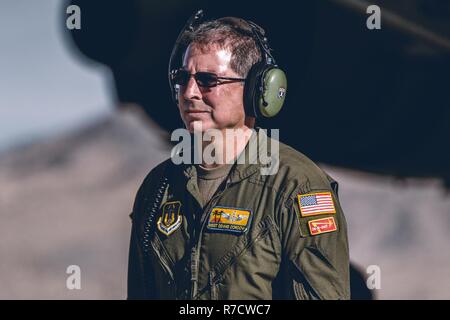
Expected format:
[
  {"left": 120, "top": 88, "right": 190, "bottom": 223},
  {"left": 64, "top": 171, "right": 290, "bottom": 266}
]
[{"left": 128, "top": 128, "right": 350, "bottom": 299}]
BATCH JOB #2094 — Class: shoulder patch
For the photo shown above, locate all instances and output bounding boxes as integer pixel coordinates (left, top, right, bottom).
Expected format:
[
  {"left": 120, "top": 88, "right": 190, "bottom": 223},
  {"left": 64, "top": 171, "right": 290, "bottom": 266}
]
[
  {"left": 157, "top": 201, "right": 182, "bottom": 236},
  {"left": 308, "top": 217, "right": 337, "bottom": 236},
  {"left": 297, "top": 191, "right": 336, "bottom": 217}
]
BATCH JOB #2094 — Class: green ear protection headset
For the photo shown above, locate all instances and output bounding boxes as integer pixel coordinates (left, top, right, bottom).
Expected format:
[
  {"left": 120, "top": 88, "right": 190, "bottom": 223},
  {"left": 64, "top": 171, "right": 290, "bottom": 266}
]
[{"left": 168, "top": 9, "right": 287, "bottom": 118}]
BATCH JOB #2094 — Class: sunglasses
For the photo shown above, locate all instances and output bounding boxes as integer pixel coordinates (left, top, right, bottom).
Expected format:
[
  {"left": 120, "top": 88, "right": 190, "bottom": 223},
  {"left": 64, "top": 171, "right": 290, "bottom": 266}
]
[{"left": 171, "top": 69, "right": 246, "bottom": 88}]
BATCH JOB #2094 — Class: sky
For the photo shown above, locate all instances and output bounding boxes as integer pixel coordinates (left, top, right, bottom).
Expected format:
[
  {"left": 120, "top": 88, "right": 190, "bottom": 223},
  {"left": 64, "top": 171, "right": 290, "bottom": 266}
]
[{"left": 0, "top": 0, "right": 113, "bottom": 152}]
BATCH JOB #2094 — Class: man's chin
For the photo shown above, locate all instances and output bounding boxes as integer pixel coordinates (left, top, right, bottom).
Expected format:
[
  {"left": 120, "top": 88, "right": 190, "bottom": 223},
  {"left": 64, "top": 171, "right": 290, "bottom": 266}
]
[{"left": 186, "top": 120, "right": 216, "bottom": 133}]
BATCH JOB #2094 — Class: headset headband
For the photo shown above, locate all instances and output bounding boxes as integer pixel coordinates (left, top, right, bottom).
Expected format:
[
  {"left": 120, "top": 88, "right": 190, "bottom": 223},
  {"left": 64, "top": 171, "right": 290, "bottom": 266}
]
[
  {"left": 168, "top": 9, "right": 287, "bottom": 119},
  {"left": 168, "top": 10, "right": 276, "bottom": 99},
  {"left": 168, "top": 9, "right": 204, "bottom": 103}
]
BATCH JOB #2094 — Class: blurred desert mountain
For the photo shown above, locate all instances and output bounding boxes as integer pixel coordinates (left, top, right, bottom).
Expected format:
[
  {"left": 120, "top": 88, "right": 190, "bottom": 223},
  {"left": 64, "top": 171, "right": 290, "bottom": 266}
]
[
  {"left": 1, "top": 107, "right": 449, "bottom": 299},
  {"left": 0, "top": 106, "right": 171, "bottom": 299}
]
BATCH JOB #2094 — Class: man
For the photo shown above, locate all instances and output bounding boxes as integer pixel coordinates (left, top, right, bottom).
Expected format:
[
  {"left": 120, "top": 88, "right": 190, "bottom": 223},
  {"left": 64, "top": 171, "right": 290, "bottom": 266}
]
[{"left": 128, "top": 16, "right": 350, "bottom": 299}]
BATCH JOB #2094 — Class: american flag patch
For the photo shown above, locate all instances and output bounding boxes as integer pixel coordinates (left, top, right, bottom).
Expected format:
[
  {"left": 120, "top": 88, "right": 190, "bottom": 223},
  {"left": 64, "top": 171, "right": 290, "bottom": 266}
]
[{"left": 297, "top": 191, "right": 336, "bottom": 217}]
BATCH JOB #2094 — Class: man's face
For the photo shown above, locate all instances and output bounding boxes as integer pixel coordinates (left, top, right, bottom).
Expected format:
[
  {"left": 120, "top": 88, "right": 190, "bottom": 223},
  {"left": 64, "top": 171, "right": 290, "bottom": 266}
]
[{"left": 177, "top": 44, "right": 246, "bottom": 133}]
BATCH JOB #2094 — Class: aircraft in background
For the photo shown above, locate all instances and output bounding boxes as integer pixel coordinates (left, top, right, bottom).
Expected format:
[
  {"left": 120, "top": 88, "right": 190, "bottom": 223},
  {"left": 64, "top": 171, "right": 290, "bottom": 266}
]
[{"left": 67, "top": 0, "right": 450, "bottom": 187}]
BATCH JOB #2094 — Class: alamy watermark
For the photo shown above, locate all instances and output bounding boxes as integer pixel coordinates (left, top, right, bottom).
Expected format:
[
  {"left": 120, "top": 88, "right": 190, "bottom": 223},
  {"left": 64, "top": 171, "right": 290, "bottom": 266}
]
[
  {"left": 66, "top": 5, "right": 81, "bottom": 30},
  {"left": 170, "top": 125, "right": 280, "bottom": 175},
  {"left": 366, "top": 265, "right": 381, "bottom": 290},
  {"left": 366, "top": 5, "right": 381, "bottom": 30},
  {"left": 66, "top": 265, "right": 81, "bottom": 290}
]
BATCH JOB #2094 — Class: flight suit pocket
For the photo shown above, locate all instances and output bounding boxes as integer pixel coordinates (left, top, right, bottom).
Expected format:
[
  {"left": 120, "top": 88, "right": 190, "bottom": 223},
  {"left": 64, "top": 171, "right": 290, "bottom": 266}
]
[
  {"left": 213, "top": 214, "right": 276, "bottom": 275},
  {"left": 289, "top": 260, "right": 321, "bottom": 300},
  {"left": 148, "top": 234, "right": 178, "bottom": 298},
  {"left": 193, "top": 215, "right": 278, "bottom": 300},
  {"left": 289, "top": 246, "right": 343, "bottom": 300},
  {"left": 206, "top": 215, "right": 279, "bottom": 299}
]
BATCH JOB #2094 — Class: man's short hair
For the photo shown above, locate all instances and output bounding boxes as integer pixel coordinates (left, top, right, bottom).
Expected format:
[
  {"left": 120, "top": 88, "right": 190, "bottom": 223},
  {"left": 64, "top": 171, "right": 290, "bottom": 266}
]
[{"left": 181, "top": 18, "right": 262, "bottom": 78}]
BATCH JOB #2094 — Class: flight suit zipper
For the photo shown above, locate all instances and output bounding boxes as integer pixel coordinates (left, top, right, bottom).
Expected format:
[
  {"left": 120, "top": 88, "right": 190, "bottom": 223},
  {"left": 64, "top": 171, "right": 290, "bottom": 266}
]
[
  {"left": 190, "top": 179, "right": 230, "bottom": 299},
  {"left": 190, "top": 246, "right": 198, "bottom": 298},
  {"left": 209, "top": 270, "right": 221, "bottom": 300}
]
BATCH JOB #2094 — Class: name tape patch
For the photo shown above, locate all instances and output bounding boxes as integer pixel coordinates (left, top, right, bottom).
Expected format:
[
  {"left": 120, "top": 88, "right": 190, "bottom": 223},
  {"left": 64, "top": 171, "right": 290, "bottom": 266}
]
[
  {"left": 308, "top": 217, "right": 337, "bottom": 236},
  {"left": 207, "top": 206, "right": 252, "bottom": 234}
]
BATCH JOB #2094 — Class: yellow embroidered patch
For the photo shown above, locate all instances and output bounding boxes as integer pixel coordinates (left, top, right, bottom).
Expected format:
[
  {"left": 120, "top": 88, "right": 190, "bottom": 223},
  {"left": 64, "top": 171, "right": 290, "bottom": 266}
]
[
  {"left": 308, "top": 217, "right": 338, "bottom": 236},
  {"left": 207, "top": 206, "right": 252, "bottom": 233}
]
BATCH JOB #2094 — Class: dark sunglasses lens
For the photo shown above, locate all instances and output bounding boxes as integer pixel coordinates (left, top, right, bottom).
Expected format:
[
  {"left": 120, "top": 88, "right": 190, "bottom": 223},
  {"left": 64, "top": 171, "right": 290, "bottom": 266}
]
[
  {"left": 173, "top": 70, "right": 190, "bottom": 86},
  {"left": 195, "top": 72, "right": 218, "bottom": 87}
]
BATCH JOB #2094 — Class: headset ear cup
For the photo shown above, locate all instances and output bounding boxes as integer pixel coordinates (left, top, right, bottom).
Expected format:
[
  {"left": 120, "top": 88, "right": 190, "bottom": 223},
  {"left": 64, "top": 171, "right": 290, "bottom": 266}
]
[
  {"left": 244, "top": 63, "right": 287, "bottom": 118},
  {"left": 244, "top": 62, "right": 267, "bottom": 118},
  {"left": 259, "top": 67, "right": 287, "bottom": 117}
]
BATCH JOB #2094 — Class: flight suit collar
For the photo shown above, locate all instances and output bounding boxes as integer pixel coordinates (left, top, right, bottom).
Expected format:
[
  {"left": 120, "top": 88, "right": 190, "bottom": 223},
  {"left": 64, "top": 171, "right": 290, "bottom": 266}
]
[{"left": 182, "top": 127, "right": 268, "bottom": 184}]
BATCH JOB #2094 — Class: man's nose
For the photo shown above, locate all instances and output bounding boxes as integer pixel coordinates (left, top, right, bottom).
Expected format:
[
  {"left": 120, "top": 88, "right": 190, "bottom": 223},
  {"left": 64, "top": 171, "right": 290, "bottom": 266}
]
[{"left": 181, "top": 76, "right": 202, "bottom": 101}]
